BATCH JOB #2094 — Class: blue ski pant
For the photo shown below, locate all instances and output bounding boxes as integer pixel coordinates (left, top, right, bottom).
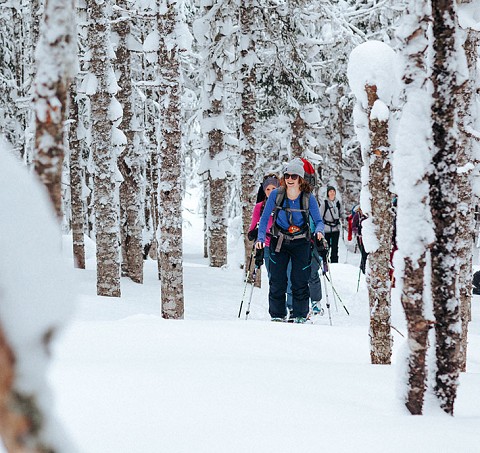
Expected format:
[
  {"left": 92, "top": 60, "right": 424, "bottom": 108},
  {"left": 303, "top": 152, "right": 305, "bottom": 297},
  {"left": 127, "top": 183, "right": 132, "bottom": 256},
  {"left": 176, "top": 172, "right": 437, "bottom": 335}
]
[
  {"left": 286, "top": 247, "right": 322, "bottom": 309},
  {"left": 268, "top": 238, "right": 311, "bottom": 318}
]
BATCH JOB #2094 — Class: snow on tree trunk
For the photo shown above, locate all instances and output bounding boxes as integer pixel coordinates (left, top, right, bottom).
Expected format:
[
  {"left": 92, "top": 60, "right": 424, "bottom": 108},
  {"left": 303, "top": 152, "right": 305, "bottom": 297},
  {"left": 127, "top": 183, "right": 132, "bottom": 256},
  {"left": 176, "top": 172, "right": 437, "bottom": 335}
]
[
  {"left": 365, "top": 84, "right": 394, "bottom": 365},
  {"left": 456, "top": 0, "right": 479, "bottom": 372},
  {"left": 240, "top": 0, "right": 258, "bottom": 272},
  {"left": 394, "top": 0, "right": 435, "bottom": 414},
  {"left": 430, "top": 0, "right": 464, "bottom": 415},
  {"left": 203, "top": 175, "right": 209, "bottom": 258},
  {"left": 87, "top": 0, "right": 121, "bottom": 297},
  {"left": 0, "top": 149, "right": 76, "bottom": 452},
  {"left": 114, "top": 0, "right": 144, "bottom": 284},
  {"left": 157, "top": 1, "right": 184, "bottom": 319},
  {"left": 68, "top": 80, "right": 86, "bottom": 269},
  {"left": 347, "top": 41, "right": 396, "bottom": 365},
  {"left": 196, "top": 2, "right": 230, "bottom": 268},
  {"left": 33, "top": 0, "right": 76, "bottom": 219}
]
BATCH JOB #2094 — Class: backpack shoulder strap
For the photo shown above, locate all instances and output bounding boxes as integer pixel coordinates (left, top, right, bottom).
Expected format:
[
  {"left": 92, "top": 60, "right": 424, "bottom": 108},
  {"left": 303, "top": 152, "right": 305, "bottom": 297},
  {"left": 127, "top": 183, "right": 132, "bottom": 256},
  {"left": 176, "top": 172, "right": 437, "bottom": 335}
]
[
  {"left": 299, "top": 192, "right": 310, "bottom": 226},
  {"left": 272, "top": 187, "right": 286, "bottom": 223}
]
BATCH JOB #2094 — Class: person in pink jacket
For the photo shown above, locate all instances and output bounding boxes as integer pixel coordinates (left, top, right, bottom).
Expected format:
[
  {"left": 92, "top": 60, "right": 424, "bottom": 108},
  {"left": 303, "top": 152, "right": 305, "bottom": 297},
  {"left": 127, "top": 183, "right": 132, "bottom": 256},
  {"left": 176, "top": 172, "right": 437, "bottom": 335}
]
[{"left": 248, "top": 174, "right": 280, "bottom": 277}]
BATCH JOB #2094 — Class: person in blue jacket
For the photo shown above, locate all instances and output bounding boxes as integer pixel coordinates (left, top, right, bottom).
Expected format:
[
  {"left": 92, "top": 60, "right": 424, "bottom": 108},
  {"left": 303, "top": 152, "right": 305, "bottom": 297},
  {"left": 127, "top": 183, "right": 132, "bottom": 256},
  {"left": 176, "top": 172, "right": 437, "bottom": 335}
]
[{"left": 256, "top": 158, "right": 325, "bottom": 323}]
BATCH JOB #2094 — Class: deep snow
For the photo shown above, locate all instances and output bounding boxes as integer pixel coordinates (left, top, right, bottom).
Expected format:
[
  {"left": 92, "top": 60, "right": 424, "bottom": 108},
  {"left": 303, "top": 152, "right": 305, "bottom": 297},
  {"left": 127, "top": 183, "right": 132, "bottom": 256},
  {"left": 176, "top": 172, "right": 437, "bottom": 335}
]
[{"left": 40, "top": 192, "right": 480, "bottom": 453}]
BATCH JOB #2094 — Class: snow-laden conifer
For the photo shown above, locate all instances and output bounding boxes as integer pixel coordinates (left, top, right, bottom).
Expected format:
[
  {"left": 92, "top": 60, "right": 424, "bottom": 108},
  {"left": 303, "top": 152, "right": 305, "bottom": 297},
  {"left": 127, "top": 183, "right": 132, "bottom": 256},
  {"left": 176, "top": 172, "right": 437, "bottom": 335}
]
[
  {"left": 32, "top": 0, "right": 76, "bottom": 218},
  {"left": 429, "top": 0, "right": 466, "bottom": 415},
  {"left": 239, "top": 0, "right": 259, "bottom": 271},
  {"left": 194, "top": 0, "right": 236, "bottom": 268},
  {"left": 456, "top": 0, "right": 480, "bottom": 373},
  {"left": 0, "top": 147, "right": 77, "bottom": 452},
  {"left": 86, "top": 0, "right": 122, "bottom": 297},
  {"left": 157, "top": 0, "right": 185, "bottom": 319},
  {"left": 348, "top": 40, "right": 396, "bottom": 365},
  {"left": 394, "top": 0, "right": 435, "bottom": 415},
  {"left": 114, "top": 0, "right": 145, "bottom": 284}
]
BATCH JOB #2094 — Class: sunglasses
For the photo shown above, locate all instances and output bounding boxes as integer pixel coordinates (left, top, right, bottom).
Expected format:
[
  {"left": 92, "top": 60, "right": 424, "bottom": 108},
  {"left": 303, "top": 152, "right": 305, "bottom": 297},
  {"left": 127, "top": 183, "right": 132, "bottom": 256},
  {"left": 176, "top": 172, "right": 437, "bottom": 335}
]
[{"left": 284, "top": 173, "right": 299, "bottom": 180}]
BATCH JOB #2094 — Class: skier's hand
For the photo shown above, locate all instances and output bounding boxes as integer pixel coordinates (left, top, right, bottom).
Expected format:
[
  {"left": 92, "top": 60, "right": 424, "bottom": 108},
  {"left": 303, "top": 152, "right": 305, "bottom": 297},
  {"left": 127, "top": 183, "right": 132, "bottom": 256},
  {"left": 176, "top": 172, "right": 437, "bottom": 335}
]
[
  {"left": 316, "top": 232, "right": 324, "bottom": 240},
  {"left": 247, "top": 228, "right": 258, "bottom": 241},
  {"left": 255, "top": 241, "right": 265, "bottom": 249}
]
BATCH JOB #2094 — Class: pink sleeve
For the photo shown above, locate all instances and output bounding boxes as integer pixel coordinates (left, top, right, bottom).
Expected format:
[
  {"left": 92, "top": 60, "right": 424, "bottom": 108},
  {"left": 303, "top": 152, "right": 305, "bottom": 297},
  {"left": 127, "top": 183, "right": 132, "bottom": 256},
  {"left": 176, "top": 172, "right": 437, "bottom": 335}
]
[{"left": 248, "top": 202, "right": 262, "bottom": 232}]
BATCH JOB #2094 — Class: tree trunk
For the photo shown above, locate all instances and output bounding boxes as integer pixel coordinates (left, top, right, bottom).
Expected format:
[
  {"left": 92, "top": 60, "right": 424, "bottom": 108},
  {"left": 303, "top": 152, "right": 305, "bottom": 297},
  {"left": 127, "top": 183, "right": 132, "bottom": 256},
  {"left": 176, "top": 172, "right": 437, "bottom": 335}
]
[
  {"left": 114, "top": 0, "right": 144, "bottom": 284},
  {"left": 456, "top": 7, "right": 479, "bottom": 372},
  {"left": 394, "top": 0, "right": 434, "bottom": 415},
  {"left": 430, "top": 0, "right": 462, "bottom": 415},
  {"left": 240, "top": 0, "right": 258, "bottom": 273},
  {"left": 291, "top": 110, "right": 306, "bottom": 158},
  {"left": 402, "top": 256, "right": 429, "bottom": 415},
  {"left": 33, "top": 0, "right": 76, "bottom": 219},
  {"left": 87, "top": 0, "right": 121, "bottom": 297},
  {"left": 158, "top": 1, "right": 184, "bottom": 319},
  {"left": 203, "top": 175, "right": 209, "bottom": 258},
  {"left": 203, "top": 19, "right": 228, "bottom": 267},
  {"left": 69, "top": 80, "right": 86, "bottom": 269},
  {"left": 365, "top": 84, "right": 393, "bottom": 365},
  {"left": 0, "top": 323, "right": 60, "bottom": 452}
]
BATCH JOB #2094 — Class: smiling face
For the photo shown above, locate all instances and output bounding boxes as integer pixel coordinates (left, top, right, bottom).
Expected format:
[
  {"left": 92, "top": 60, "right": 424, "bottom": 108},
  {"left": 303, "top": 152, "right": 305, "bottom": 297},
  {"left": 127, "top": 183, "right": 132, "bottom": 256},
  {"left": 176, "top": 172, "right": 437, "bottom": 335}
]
[
  {"left": 328, "top": 189, "right": 336, "bottom": 200},
  {"left": 264, "top": 184, "right": 277, "bottom": 198},
  {"left": 284, "top": 173, "right": 300, "bottom": 190}
]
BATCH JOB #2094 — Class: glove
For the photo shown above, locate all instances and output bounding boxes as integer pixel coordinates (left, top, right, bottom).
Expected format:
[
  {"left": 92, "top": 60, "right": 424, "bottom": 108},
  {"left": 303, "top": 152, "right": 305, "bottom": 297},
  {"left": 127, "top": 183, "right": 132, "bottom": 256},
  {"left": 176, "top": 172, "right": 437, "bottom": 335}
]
[
  {"left": 254, "top": 248, "right": 264, "bottom": 267},
  {"left": 247, "top": 228, "right": 258, "bottom": 241},
  {"left": 315, "top": 237, "right": 329, "bottom": 261}
]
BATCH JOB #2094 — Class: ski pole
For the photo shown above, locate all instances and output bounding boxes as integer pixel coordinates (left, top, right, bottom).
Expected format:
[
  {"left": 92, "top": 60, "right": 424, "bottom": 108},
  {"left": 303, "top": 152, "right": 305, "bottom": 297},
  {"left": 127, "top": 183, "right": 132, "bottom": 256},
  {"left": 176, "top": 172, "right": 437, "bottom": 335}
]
[
  {"left": 238, "top": 245, "right": 255, "bottom": 318},
  {"left": 245, "top": 248, "right": 264, "bottom": 320},
  {"left": 326, "top": 254, "right": 338, "bottom": 312},
  {"left": 321, "top": 272, "right": 332, "bottom": 326},
  {"left": 322, "top": 272, "right": 350, "bottom": 316},
  {"left": 356, "top": 266, "right": 361, "bottom": 293}
]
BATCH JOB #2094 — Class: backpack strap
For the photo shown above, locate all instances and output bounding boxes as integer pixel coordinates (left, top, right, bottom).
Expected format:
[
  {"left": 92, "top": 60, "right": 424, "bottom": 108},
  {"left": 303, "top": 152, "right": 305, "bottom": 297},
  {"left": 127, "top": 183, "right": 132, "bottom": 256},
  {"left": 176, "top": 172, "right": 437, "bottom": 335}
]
[{"left": 324, "top": 199, "right": 340, "bottom": 228}]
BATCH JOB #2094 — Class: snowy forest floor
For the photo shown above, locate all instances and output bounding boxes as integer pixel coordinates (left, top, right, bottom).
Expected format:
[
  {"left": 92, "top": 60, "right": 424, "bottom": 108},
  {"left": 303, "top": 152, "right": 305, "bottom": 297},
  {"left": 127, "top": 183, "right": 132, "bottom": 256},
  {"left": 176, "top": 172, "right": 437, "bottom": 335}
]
[{"left": 45, "top": 192, "right": 480, "bottom": 453}]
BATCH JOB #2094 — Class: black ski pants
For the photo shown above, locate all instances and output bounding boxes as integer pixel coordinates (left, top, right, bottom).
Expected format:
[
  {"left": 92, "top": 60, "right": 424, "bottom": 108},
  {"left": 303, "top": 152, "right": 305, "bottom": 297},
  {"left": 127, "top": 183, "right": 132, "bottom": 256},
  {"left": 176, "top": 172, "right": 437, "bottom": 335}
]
[
  {"left": 268, "top": 238, "right": 311, "bottom": 319},
  {"left": 325, "top": 230, "right": 340, "bottom": 263}
]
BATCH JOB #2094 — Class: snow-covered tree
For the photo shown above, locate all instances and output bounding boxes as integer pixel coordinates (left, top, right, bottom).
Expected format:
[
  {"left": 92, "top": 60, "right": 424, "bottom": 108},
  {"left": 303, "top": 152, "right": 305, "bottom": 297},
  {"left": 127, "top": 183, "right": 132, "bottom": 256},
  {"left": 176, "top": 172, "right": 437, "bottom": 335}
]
[
  {"left": 32, "top": 0, "right": 76, "bottom": 218},
  {"left": 0, "top": 148, "right": 76, "bottom": 452},
  {"left": 113, "top": 0, "right": 145, "bottom": 284},
  {"left": 429, "top": 0, "right": 465, "bottom": 415},
  {"left": 86, "top": 0, "right": 122, "bottom": 297},
  {"left": 394, "top": 0, "right": 434, "bottom": 415},
  {"left": 239, "top": 0, "right": 259, "bottom": 269},
  {"left": 68, "top": 80, "right": 86, "bottom": 269},
  {"left": 194, "top": 0, "right": 235, "bottom": 268},
  {"left": 348, "top": 40, "right": 396, "bottom": 365},
  {"left": 157, "top": 0, "right": 185, "bottom": 319},
  {"left": 456, "top": 0, "right": 480, "bottom": 373}
]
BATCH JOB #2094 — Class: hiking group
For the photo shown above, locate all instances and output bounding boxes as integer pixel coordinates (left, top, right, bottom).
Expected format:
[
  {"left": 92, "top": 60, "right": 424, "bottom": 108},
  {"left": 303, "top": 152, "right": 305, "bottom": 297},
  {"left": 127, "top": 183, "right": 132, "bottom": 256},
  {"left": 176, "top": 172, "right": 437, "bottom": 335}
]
[{"left": 247, "top": 157, "right": 359, "bottom": 323}]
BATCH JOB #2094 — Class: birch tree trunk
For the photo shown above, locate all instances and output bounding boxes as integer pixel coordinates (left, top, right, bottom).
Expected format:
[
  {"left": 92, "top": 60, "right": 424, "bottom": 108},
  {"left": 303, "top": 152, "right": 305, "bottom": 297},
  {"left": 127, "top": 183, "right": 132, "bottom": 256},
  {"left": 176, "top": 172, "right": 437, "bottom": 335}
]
[
  {"left": 69, "top": 80, "right": 86, "bottom": 269},
  {"left": 394, "top": 0, "right": 434, "bottom": 415},
  {"left": 240, "top": 0, "right": 258, "bottom": 271},
  {"left": 114, "top": 0, "right": 144, "bottom": 284},
  {"left": 158, "top": 1, "right": 184, "bottom": 319},
  {"left": 430, "top": 0, "right": 462, "bottom": 415},
  {"left": 365, "top": 84, "right": 393, "bottom": 365},
  {"left": 456, "top": 1, "right": 479, "bottom": 372},
  {"left": 87, "top": 0, "right": 121, "bottom": 297},
  {"left": 33, "top": 0, "right": 76, "bottom": 218}
]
